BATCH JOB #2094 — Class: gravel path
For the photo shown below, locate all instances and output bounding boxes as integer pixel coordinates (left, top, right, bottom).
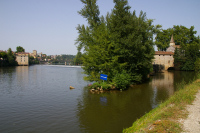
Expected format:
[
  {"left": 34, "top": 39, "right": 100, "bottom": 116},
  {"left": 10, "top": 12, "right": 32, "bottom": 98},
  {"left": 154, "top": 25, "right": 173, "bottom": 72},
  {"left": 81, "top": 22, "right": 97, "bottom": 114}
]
[{"left": 182, "top": 90, "right": 200, "bottom": 133}]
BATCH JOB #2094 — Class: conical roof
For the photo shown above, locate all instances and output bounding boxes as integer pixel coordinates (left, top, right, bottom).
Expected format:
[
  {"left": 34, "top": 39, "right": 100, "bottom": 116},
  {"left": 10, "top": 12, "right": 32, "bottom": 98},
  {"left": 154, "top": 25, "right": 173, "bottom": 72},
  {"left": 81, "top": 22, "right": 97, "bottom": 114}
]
[{"left": 170, "top": 35, "right": 175, "bottom": 43}]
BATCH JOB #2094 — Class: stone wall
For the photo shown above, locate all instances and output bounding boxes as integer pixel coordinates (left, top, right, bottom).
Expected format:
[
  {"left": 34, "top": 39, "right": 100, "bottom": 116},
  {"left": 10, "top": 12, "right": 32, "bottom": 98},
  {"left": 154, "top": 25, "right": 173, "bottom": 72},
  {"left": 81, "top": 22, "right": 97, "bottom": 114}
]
[
  {"left": 153, "top": 51, "right": 174, "bottom": 70},
  {"left": 16, "top": 53, "right": 29, "bottom": 66}
]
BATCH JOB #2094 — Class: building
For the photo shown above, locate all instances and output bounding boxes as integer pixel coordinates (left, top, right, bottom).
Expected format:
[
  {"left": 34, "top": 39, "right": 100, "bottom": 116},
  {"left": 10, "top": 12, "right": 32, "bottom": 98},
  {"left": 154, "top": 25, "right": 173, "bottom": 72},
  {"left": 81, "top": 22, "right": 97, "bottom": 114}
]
[
  {"left": 153, "top": 51, "right": 174, "bottom": 70},
  {"left": 153, "top": 35, "right": 180, "bottom": 70},
  {"left": 33, "top": 50, "right": 37, "bottom": 58},
  {"left": 38, "top": 52, "right": 42, "bottom": 57},
  {"left": 16, "top": 52, "right": 29, "bottom": 66}
]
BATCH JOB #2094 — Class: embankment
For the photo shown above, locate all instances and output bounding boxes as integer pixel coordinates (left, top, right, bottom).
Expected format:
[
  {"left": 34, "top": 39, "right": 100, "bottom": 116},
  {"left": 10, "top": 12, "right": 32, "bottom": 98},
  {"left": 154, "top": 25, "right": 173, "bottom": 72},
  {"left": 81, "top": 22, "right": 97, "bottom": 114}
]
[{"left": 123, "top": 79, "right": 200, "bottom": 133}]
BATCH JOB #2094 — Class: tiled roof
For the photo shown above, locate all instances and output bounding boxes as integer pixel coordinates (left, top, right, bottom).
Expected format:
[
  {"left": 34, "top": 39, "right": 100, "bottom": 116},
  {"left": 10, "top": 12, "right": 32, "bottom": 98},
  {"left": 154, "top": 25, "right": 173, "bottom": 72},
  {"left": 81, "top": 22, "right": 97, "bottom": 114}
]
[
  {"left": 155, "top": 51, "right": 174, "bottom": 55},
  {"left": 16, "top": 52, "right": 29, "bottom": 55}
]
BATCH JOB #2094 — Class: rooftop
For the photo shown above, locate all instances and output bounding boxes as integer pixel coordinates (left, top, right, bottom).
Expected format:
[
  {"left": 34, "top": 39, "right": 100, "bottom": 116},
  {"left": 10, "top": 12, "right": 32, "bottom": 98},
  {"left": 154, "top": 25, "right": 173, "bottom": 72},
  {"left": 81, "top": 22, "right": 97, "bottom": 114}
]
[{"left": 155, "top": 51, "right": 174, "bottom": 55}]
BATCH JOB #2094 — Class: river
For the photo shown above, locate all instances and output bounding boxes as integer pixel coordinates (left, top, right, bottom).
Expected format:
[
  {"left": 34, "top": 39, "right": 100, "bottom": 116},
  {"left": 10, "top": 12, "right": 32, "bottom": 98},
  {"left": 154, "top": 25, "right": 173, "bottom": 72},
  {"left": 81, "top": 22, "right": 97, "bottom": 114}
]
[{"left": 0, "top": 65, "right": 196, "bottom": 133}]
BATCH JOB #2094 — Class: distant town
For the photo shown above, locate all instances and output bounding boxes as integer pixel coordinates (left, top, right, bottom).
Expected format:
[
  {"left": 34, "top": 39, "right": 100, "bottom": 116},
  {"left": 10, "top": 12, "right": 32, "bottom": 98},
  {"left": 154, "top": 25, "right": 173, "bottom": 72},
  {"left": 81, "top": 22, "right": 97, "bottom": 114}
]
[{"left": 0, "top": 47, "right": 81, "bottom": 67}]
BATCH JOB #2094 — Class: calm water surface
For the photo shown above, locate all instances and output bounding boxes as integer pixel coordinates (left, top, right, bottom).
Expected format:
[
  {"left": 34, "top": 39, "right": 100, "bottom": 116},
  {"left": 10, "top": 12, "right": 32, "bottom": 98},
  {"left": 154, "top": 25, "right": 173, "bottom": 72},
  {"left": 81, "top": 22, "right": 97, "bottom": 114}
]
[{"left": 0, "top": 65, "right": 196, "bottom": 133}]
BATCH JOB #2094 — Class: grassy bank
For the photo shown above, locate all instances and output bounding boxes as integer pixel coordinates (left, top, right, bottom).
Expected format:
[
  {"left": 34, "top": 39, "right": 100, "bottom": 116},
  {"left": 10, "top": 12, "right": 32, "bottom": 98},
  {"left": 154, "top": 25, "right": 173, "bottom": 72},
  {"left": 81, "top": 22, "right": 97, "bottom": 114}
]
[{"left": 123, "top": 79, "right": 200, "bottom": 133}]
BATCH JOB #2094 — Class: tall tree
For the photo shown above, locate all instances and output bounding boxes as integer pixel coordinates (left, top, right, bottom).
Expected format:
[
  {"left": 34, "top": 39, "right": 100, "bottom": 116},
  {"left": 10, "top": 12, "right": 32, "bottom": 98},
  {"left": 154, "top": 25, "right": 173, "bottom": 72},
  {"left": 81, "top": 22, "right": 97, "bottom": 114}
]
[
  {"left": 164, "top": 26, "right": 200, "bottom": 71},
  {"left": 7, "top": 48, "right": 17, "bottom": 66},
  {"left": 78, "top": 0, "right": 100, "bottom": 29},
  {"left": 74, "top": 51, "right": 83, "bottom": 65},
  {"left": 16, "top": 46, "right": 25, "bottom": 53},
  {"left": 108, "top": 0, "right": 155, "bottom": 82},
  {"left": 76, "top": 0, "right": 156, "bottom": 85},
  {"left": 155, "top": 25, "right": 198, "bottom": 51}
]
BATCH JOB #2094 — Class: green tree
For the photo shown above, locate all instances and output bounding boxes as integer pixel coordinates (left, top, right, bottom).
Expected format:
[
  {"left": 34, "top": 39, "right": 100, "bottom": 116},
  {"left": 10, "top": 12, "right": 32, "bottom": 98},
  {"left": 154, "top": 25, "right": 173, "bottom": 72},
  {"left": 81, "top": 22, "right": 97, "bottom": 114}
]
[
  {"left": 16, "top": 46, "right": 25, "bottom": 53},
  {"left": 155, "top": 25, "right": 198, "bottom": 51},
  {"left": 108, "top": 1, "right": 155, "bottom": 82},
  {"left": 0, "top": 52, "right": 8, "bottom": 66},
  {"left": 194, "top": 58, "right": 200, "bottom": 73},
  {"left": 7, "top": 48, "right": 17, "bottom": 66},
  {"left": 155, "top": 29, "right": 173, "bottom": 51},
  {"left": 0, "top": 52, "right": 7, "bottom": 60},
  {"left": 74, "top": 51, "right": 83, "bottom": 65},
  {"left": 180, "top": 42, "right": 200, "bottom": 71},
  {"left": 76, "top": 0, "right": 156, "bottom": 86},
  {"left": 29, "top": 56, "right": 40, "bottom": 64},
  {"left": 169, "top": 26, "right": 200, "bottom": 71}
]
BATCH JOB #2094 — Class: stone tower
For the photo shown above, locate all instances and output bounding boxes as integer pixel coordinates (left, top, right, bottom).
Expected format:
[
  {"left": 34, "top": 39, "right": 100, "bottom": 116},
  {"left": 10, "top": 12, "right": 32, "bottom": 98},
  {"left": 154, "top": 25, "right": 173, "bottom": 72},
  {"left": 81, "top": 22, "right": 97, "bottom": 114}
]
[{"left": 169, "top": 35, "right": 175, "bottom": 46}]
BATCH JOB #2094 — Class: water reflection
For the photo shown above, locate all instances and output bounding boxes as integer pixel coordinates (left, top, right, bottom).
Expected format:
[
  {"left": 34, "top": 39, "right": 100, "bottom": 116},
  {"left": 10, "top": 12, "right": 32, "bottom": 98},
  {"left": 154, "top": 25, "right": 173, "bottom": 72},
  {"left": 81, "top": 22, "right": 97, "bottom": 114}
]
[
  {"left": 151, "top": 71, "right": 174, "bottom": 95},
  {"left": 77, "top": 71, "right": 196, "bottom": 133},
  {"left": 0, "top": 67, "right": 16, "bottom": 95},
  {"left": 77, "top": 87, "right": 153, "bottom": 133},
  {"left": 150, "top": 71, "right": 175, "bottom": 108},
  {"left": 0, "top": 66, "right": 196, "bottom": 133},
  {"left": 16, "top": 66, "right": 29, "bottom": 91}
]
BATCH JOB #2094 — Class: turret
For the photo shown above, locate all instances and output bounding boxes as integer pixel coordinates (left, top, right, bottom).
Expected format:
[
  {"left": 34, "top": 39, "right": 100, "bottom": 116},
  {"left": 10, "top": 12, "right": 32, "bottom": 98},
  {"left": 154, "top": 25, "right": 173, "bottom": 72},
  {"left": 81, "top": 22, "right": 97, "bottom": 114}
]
[{"left": 169, "top": 35, "right": 175, "bottom": 46}]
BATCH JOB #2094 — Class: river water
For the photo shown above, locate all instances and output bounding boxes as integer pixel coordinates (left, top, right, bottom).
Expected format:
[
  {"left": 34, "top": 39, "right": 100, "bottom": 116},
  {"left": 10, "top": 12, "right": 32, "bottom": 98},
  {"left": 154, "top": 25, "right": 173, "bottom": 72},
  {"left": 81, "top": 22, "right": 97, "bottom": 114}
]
[{"left": 0, "top": 65, "right": 196, "bottom": 133}]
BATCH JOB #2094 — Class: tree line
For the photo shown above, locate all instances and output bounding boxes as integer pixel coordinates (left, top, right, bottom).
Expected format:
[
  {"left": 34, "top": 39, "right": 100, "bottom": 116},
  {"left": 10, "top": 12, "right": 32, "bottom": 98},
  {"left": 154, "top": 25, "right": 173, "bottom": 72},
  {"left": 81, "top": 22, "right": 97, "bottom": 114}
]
[
  {"left": 0, "top": 46, "right": 28, "bottom": 66},
  {"left": 75, "top": 0, "right": 200, "bottom": 90},
  {"left": 0, "top": 46, "right": 78, "bottom": 66},
  {"left": 0, "top": 48, "right": 18, "bottom": 66},
  {"left": 155, "top": 25, "right": 200, "bottom": 71}
]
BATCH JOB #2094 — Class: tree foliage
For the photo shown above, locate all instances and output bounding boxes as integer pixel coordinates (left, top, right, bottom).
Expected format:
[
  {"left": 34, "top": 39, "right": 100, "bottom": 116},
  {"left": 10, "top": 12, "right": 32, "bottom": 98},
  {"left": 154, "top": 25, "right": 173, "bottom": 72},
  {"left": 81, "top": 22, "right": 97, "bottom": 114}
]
[
  {"left": 155, "top": 25, "right": 198, "bottom": 51},
  {"left": 74, "top": 51, "right": 83, "bottom": 65},
  {"left": 0, "top": 48, "right": 17, "bottom": 66},
  {"left": 76, "top": 0, "right": 156, "bottom": 87},
  {"left": 162, "top": 26, "right": 200, "bottom": 71},
  {"left": 16, "top": 46, "right": 25, "bottom": 53},
  {"left": 7, "top": 48, "right": 18, "bottom": 66}
]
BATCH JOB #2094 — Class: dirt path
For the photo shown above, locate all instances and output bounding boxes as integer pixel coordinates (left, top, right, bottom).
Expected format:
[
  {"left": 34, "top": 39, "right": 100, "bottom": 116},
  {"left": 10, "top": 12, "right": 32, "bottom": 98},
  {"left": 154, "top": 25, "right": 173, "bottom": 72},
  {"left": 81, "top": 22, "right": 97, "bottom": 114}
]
[{"left": 182, "top": 90, "right": 200, "bottom": 133}]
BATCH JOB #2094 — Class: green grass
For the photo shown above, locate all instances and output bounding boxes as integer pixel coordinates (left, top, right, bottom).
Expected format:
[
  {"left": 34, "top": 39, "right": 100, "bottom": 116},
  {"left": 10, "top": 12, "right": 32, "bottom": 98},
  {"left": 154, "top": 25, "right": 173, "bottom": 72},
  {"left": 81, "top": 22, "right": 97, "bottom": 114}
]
[{"left": 123, "top": 79, "right": 200, "bottom": 133}]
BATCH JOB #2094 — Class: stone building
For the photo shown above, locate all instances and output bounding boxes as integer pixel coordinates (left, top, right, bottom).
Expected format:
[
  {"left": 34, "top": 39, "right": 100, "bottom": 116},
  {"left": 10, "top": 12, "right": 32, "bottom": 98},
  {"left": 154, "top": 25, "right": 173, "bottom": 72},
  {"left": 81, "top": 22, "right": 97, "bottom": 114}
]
[
  {"left": 153, "top": 51, "right": 174, "bottom": 70},
  {"left": 153, "top": 35, "right": 180, "bottom": 70},
  {"left": 16, "top": 52, "right": 29, "bottom": 66},
  {"left": 33, "top": 50, "right": 37, "bottom": 58}
]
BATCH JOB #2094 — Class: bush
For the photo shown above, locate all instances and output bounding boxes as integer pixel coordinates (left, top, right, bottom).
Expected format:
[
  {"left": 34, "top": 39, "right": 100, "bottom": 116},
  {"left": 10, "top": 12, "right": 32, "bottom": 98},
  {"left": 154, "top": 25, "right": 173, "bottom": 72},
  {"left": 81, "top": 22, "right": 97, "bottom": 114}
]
[
  {"left": 113, "top": 70, "right": 131, "bottom": 90},
  {"left": 194, "top": 58, "right": 200, "bottom": 72},
  {"left": 100, "top": 82, "right": 111, "bottom": 90},
  {"left": 88, "top": 81, "right": 112, "bottom": 90},
  {"left": 91, "top": 82, "right": 101, "bottom": 89}
]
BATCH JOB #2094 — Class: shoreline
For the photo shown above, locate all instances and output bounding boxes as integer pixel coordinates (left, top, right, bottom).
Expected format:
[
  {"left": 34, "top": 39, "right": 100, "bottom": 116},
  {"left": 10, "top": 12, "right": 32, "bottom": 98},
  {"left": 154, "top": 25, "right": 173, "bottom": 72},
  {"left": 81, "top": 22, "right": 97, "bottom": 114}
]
[{"left": 123, "top": 79, "right": 200, "bottom": 132}]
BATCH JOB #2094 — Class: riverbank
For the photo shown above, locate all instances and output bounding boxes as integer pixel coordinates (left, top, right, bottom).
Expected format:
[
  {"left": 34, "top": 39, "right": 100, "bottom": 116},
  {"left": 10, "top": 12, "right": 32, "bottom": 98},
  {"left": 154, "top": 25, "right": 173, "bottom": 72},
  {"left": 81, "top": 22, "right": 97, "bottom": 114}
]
[{"left": 123, "top": 79, "right": 200, "bottom": 133}]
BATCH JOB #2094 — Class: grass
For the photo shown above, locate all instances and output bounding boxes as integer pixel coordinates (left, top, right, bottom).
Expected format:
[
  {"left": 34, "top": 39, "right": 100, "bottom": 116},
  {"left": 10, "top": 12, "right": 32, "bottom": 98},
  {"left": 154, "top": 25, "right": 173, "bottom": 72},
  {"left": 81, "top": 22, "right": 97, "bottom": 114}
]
[{"left": 123, "top": 79, "right": 200, "bottom": 133}]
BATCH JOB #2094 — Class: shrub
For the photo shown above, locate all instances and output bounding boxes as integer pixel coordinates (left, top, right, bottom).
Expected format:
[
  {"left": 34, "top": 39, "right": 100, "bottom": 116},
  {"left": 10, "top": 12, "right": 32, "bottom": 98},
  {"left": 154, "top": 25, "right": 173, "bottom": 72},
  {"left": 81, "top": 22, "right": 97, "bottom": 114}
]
[
  {"left": 100, "top": 82, "right": 111, "bottom": 90},
  {"left": 113, "top": 70, "right": 131, "bottom": 90},
  {"left": 194, "top": 58, "right": 200, "bottom": 72},
  {"left": 91, "top": 82, "right": 101, "bottom": 89}
]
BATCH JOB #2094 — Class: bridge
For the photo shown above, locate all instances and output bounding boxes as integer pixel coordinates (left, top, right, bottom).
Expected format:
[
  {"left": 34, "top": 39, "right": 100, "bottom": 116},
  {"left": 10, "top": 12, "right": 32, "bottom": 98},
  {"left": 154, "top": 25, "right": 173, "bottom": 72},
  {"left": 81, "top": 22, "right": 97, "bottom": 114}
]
[{"left": 45, "top": 65, "right": 82, "bottom": 68}]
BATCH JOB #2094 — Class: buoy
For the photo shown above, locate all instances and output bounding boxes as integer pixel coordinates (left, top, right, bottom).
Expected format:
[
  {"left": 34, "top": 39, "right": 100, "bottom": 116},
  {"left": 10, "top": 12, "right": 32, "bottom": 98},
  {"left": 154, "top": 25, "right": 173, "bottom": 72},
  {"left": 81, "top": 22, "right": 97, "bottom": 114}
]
[{"left": 70, "top": 86, "right": 75, "bottom": 89}]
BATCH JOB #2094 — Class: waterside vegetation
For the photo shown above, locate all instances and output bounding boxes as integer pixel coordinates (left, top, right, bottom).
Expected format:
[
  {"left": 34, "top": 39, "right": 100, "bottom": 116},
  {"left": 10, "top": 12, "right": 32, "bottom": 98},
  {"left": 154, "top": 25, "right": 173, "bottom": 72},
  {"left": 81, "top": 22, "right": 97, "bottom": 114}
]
[
  {"left": 0, "top": 48, "right": 18, "bottom": 67},
  {"left": 123, "top": 76, "right": 200, "bottom": 133},
  {"left": 76, "top": 0, "right": 160, "bottom": 90},
  {"left": 76, "top": 0, "right": 200, "bottom": 91}
]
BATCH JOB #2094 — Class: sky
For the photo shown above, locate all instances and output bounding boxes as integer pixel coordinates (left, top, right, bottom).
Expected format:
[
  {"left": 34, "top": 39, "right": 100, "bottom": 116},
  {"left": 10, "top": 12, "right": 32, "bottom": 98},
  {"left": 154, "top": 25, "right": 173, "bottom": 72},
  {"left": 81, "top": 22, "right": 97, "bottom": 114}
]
[{"left": 0, "top": 0, "right": 200, "bottom": 55}]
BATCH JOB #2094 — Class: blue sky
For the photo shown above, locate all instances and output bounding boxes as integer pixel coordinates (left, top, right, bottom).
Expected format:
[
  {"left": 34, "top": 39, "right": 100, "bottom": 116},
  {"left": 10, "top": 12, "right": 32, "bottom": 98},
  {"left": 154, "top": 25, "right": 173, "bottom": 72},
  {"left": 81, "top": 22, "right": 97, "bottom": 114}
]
[{"left": 0, "top": 0, "right": 200, "bottom": 55}]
